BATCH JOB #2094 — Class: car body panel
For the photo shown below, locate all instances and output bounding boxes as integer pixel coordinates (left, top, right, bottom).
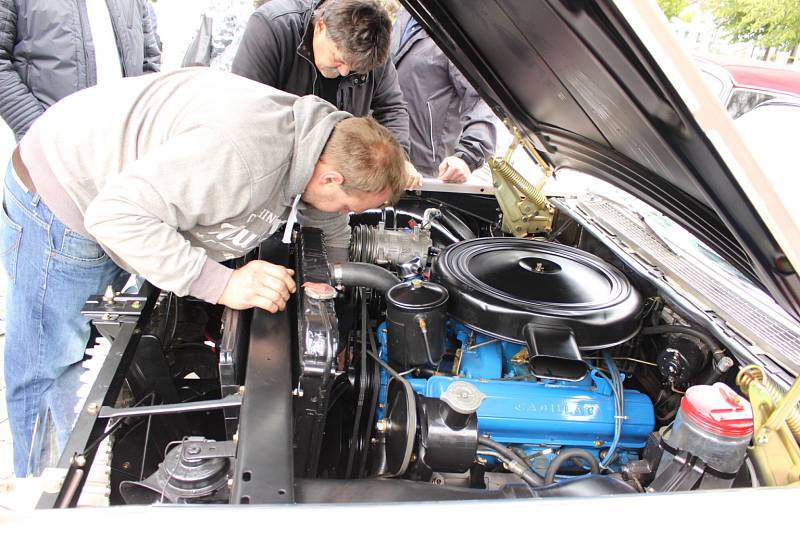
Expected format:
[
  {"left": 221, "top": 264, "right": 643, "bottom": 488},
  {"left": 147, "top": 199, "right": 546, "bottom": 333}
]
[{"left": 402, "top": 0, "right": 800, "bottom": 317}]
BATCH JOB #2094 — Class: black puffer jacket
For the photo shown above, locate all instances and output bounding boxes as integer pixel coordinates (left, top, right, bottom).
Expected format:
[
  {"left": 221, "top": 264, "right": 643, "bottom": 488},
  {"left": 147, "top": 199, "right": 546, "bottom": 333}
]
[
  {"left": 0, "top": 0, "right": 161, "bottom": 140},
  {"left": 231, "top": 0, "right": 409, "bottom": 152}
]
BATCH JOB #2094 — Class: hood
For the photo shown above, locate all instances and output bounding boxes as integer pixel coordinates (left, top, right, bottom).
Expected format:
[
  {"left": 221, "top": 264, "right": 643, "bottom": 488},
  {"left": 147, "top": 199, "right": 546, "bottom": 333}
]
[{"left": 401, "top": 0, "right": 800, "bottom": 318}]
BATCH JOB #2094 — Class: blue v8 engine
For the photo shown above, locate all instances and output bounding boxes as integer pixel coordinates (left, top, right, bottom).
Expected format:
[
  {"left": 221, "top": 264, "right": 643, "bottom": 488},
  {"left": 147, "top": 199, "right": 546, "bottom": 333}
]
[{"left": 373, "top": 238, "right": 656, "bottom": 483}]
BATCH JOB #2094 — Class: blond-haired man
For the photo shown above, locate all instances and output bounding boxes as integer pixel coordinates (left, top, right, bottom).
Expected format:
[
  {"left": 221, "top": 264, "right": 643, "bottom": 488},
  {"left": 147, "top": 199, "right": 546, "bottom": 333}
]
[{"left": 1, "top": 68, "right": 406, "bottom": 476}]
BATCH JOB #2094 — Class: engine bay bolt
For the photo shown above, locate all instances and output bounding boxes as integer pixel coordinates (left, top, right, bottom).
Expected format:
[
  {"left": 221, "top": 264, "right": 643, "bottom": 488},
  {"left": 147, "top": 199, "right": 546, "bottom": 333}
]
[
  {"left": 87, "top": 403, "right": 99, "bottom": 414},
  {"left": 73, "top": 455, "right": 87, "bottom": 468},
  {"left": 594, "top": 440, "right": 604, "bottom": 447},
  {"left": 227, "top": 478, "right": 234, "bottom": 488},
  {"left": 102, "top": 285, "right": 115, "bottom": 303},
  {"left": 131, "top": 300, "right": 141, "bottom": 309},
  {"left": 376, "top": 419, "right": 389, "bottom": 433},
  {"left": 186, "top": 445, "right": 202, "bottom": 456},
  {"left": 755, "top": 434, "right": 769, "bottom": 446},
  {"left": 238, "top": 386, "right": 245, "bottom": 395}
]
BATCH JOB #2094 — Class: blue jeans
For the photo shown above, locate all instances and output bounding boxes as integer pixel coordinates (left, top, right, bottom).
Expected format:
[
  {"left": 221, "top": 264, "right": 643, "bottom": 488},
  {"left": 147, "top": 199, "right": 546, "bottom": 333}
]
[{"left": 0, "top": 161, "right": 127, "bottom": 476}]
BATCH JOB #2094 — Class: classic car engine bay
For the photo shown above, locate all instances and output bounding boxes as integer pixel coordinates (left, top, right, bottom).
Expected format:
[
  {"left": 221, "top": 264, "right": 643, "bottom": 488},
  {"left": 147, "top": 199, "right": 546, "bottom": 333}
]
[{"left": 38, "top": 177, "right": 799, "bottom": 509}]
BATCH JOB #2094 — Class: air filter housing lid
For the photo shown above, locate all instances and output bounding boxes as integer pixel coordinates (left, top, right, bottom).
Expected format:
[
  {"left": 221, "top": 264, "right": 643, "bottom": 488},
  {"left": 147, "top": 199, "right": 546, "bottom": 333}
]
[{"left": 432, "top": 238, "right": 642, "bottom": 348}]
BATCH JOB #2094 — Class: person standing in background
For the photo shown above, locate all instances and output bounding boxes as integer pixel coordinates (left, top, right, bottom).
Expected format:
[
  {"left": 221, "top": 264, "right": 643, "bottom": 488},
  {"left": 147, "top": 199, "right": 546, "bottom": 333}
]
[
  {"left": 232, "top": 0, "right": 422, "bottom": 188},
  {"left": 0, "top": 0, "right": 160, "bottom": 477},
  {"left": 0, "top": 0, "right": 161, "bottom": 142},
  {"left": 391, "top": 9, "right": 497, "bottom": 184}
]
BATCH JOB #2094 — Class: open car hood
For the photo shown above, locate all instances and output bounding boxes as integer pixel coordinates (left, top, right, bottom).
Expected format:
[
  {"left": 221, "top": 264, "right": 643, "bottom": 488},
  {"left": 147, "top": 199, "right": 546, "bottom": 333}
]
[{"left": 402, "top": 0, "right": 800, "bottom": 317}]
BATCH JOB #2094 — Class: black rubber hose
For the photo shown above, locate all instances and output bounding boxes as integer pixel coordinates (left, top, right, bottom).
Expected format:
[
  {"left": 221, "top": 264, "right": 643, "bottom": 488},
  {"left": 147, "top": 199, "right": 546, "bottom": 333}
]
[
  {"left": 640, "top": 325, "right": 722, "bottom": 358},
  {"left": 544, "top": 448, "right": 601, "bottom": 484},
  {"left": 334, "top": 262, "right": 400, "bottom": 293},
  {"left": 478, "top": 436, "right": 545, "bottom": 486}
]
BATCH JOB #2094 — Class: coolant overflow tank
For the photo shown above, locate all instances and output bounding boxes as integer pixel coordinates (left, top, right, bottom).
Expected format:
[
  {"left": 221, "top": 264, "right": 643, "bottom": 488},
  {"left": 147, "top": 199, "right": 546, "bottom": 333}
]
[
  {"left": 387, "top": 280, "right": 449, "bottom": 369},
  {"left": 665, "top": 383, "right": 753, "bottom": 474}
]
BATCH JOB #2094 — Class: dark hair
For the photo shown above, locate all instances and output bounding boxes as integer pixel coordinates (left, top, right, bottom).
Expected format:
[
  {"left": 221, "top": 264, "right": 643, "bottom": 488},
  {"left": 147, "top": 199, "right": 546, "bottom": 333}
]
[
  {"left": 313, "top": 0, "right": 391, "bottom": 74},
  {"left": 321, "top": 117, "right": 407, "bottom": 204}
]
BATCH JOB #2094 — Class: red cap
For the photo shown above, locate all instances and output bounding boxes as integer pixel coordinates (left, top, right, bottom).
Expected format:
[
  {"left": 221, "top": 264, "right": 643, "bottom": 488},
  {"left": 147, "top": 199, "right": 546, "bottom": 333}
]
[{"left": 680, "top": 383, "right": 753, "bottom": 438}]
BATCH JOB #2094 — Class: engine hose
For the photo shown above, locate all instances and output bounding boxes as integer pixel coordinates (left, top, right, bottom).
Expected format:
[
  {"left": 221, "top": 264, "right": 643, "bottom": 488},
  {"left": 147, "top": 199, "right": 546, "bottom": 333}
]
[
  {"left": 332, "top": 262, "right": 400, "bottom": 293},
  {"left": 640, "top": 325, "right": 723, "bottom": 360},
  {"left": 544, "top": 448, "right": 601, "bottom": 485},
  {"left": 478, "top": 436, "right": 545, "bottom": 486},
  {"left": 737, "top": 365, "right": 800, "bottom": 441}
]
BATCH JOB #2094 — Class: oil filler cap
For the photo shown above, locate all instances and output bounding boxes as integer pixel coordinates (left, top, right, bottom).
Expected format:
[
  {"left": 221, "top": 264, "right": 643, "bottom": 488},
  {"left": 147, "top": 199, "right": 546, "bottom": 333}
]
[{"left": 441, "top": 381, "right": 485, "bottom": 414}]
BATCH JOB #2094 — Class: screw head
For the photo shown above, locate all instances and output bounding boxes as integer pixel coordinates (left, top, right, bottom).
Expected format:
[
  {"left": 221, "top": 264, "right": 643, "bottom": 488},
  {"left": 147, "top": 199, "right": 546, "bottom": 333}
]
[{"left": 186, "top": 445, "right": 202, "bottom": 456}]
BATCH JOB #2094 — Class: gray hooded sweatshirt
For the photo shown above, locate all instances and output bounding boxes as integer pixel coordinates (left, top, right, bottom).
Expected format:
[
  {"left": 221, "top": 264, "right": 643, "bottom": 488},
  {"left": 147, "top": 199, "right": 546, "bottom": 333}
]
[{"left": 19, "top": 68, "right": 350, "bottom": 304}]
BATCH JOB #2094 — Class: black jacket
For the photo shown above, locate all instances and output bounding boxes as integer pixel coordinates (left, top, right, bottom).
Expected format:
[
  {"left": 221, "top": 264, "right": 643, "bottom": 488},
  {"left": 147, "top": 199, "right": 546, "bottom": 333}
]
[
  {"left": 231, "top": 0, "right": 410, "bottom": 152},
  {"left": 0, "top": 0, "right": 161, "bottom": 141},
  {"left": 391, "top": 10, "right": 497, "bottom": 177}
]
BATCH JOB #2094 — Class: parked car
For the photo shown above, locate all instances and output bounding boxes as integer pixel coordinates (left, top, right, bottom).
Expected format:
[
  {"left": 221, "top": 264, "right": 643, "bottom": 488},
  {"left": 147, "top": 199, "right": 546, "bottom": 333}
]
[
  {"left": 735, "top": 98, "right": 800, "bottom": 223},
  {"left": 12, "top": 0, "right": 800, "bottom": 528},
  {"left": 694, "top": 54, "right": 800, "bottom": 117}
]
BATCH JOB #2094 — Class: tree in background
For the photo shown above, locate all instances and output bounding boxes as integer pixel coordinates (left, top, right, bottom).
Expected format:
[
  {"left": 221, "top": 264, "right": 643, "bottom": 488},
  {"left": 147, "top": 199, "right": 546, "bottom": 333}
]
[
  {"left": 657, "top": 0, "right": 691, "bottom": 19},
  {"left": 706, "top": 0, "right": 800, "bottom": 61}
]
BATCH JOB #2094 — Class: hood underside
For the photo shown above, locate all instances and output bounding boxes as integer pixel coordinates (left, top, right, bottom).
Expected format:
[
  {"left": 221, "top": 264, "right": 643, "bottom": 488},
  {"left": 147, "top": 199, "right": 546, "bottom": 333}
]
[{"left": 401, "top": 0, "right": 800, "bottom": 317}]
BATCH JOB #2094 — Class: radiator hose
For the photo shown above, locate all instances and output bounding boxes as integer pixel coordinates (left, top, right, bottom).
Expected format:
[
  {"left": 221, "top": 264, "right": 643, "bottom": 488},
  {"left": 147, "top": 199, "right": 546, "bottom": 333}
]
[{"left": 332, "top": 262, "right": 400, "bottom": 293}]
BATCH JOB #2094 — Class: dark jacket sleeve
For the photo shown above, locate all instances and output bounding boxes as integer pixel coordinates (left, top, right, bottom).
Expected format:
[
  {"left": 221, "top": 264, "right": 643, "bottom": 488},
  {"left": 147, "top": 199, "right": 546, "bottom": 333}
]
[
  {"left": 370, "top": 60, "right": 411, "bottom": 154},
  {"left": 0, "top": 0, "right": 46, "bottom": 140},
  {"left": 231, "top": 12, "right": 285, "bottom": 86},
  {"left": 140, "top": 0, "right": 161, "bottom": 72},
  {"left": 448, "top": 61, "right": 497, "bottom": 171}
]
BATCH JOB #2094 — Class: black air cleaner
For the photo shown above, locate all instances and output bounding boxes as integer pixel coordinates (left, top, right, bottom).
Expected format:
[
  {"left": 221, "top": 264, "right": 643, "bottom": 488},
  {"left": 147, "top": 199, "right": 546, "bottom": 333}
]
[{"left": 432, "top": 238, "right": 642, "bottom": 348}]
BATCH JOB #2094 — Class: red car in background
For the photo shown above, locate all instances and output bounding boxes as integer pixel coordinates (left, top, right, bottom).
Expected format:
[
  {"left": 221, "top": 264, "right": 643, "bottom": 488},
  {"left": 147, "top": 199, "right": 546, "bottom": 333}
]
[{"left": 694, "top": 55, "right": 800, "bottom": 118}]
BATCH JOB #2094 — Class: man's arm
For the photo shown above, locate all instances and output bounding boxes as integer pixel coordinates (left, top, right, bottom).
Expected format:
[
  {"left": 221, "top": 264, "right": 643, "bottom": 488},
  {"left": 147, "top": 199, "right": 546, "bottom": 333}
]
[
  {"left": 231, "top": 12, "right": 284, "bottom": 86},
  {"left": 0, "top": 0, "right": 46, "bottom": 140},
  {"left": 140, "top": 0, "right": 162, "bottom": 71},
  {"left": 370, "top": 60, "right": 410, "bottom": 154},
  {"left": 448, "top": 61, "right": 497, "bottom": 171},
  {"left": 83, "top": 126, "right": 291, "bottom": 309}
]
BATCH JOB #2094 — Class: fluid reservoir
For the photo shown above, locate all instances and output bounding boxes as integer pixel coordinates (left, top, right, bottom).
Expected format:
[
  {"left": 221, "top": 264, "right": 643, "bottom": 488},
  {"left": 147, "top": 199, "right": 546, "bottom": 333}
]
[
  {"left": 666, "top": 383, "right": 753, "bottom": 474},
  {"left": 386, "top": 280, "right": 448, "bottom": 369}
]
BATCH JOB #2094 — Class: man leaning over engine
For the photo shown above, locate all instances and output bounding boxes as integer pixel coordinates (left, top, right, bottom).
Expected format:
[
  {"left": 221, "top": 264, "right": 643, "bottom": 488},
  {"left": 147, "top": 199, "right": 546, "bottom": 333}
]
[{"left": 0, "top": 68, "right": 407, "bottom": 477}]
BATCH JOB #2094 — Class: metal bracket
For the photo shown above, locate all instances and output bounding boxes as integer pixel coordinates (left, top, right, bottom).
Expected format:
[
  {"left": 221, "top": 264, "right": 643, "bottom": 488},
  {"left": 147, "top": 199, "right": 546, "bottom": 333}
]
[
  {"left": 489, "top": 127, "right": 553, "bottom": 236},
  {"left": 82, "top": 288, "right": 148, "bottom": 343},
  {"left": 180, "top": 439, "right": 237, "bottom": 462}
]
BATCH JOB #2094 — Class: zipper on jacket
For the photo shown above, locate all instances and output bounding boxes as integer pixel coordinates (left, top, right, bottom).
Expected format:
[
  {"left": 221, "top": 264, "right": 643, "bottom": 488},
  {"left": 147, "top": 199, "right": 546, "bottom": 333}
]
[
  {"left": 427, "top": 101, "right": 436, "bottom": 166},
  {"left": 76, "top": 1, "right": 93, "bottom": 86}
]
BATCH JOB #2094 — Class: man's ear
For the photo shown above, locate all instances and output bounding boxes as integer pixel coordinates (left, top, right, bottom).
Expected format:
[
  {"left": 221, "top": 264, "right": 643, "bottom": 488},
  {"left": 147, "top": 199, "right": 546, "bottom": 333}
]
[{"left": 319, "top": 169, "right": 345, "bottom": 186}]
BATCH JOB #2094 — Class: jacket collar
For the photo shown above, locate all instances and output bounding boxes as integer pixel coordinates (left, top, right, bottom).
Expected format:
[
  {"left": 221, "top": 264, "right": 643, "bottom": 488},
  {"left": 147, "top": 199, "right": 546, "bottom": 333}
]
[{"left": 391, "top": 9, "right": 427, "bottom": 64}]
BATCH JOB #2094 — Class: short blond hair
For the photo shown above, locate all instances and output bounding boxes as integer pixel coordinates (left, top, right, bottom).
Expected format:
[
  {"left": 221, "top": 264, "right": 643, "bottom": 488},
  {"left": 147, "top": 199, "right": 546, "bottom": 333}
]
[{"left": 321, "top": 117, "right": 406, "bottom": 204}]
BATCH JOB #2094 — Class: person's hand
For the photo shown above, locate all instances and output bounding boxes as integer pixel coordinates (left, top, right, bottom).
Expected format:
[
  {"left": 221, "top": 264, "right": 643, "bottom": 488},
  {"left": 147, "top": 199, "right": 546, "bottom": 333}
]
[
  {"left": 438, "top": 156, "right": 471, "bottom": 183},
  {"left": 218, "top": 260, "right": 296, "bottom": 313},
  {"left": 405, "top": 160, "right": 423, "bottom": 190}
]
